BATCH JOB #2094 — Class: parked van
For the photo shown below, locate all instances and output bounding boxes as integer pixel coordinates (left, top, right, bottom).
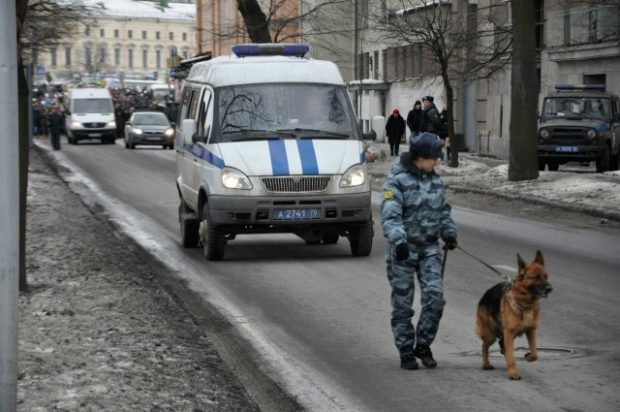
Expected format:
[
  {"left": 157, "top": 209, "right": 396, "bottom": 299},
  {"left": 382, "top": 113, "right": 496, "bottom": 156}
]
[
  {"left": 175, "top": 44, "right": 375, "bottom": 260},
  {"left": 65, "top": 88, "right": 116, "bottom": 144}
]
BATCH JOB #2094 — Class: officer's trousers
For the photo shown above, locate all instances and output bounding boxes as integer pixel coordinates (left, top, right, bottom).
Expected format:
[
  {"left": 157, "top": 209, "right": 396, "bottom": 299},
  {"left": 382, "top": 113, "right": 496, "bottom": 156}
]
[{"left": 386, "top": 250, "right": 446, "bottom": 353}]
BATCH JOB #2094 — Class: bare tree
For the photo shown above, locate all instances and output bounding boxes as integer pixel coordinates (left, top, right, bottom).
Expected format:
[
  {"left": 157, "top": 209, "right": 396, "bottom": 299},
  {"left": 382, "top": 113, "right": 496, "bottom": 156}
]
[
  {"left": 371, "top": 0, "right": 512, "bottom": 167},
  {"left": 508, "top": 0, "right": 538, "bottom": 181}
]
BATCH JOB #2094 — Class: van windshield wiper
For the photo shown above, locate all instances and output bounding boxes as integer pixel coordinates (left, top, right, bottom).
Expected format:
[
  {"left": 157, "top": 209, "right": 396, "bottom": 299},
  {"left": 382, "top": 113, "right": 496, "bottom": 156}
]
[
  {"left": 222, "top": 128, "right": 296, "bottom": 141},
  {"left": 276, "top": 128, "right": 349, "bottom": 138}
]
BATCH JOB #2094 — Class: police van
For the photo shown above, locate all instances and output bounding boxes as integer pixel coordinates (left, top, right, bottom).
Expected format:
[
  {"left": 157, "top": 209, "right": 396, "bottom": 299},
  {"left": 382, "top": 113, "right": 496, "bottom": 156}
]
[{"left": 175, "top": 44, "right": 374, "bottom": 260}]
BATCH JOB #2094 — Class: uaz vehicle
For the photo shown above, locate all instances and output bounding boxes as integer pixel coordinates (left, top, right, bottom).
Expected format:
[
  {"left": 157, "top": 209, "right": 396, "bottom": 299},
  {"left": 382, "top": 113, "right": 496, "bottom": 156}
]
[
  {"left": 175, "top": 43, "right": 375, "bottom": 261},
  {"left": 124, "top": 110, "right": 175, "bottom": 149},
  {"left": 538, "top": 84, "right": 620, "bottom": 172}
]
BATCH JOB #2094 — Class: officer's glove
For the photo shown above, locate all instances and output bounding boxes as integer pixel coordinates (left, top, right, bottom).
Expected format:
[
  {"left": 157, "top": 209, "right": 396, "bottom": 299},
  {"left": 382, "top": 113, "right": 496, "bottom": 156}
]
[
  {"left": 443, "top": 237, "right": 457, "bottom": 251},
  {"left": 395, "top": 243, "right": 410, "bottom": 261}
]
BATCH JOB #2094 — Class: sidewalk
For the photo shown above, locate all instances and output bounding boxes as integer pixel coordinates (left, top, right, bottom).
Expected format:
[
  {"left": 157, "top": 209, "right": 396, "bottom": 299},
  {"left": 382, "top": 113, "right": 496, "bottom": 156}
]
[
  {"left": 366, "top": 142, "right": 620, "bottom": 221},
  {"left": 18, "top": 149, "right": 264, "bottom": 410}
]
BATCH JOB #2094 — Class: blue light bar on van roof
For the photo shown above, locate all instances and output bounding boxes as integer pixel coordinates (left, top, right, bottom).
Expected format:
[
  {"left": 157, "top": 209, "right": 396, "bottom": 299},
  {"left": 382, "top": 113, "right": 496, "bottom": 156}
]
[
  {"left": 555, "top": 84, "right": 606, "bottom": 91},
  {"left": 232, "top": 43, "right": 310, "bottom": 57}
]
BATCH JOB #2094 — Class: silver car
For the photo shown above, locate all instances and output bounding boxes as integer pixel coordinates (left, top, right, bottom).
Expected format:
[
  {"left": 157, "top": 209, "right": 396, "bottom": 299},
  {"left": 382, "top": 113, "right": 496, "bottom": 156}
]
[{"left": 124, "top": 111, "right": 175, "bottom": 149}]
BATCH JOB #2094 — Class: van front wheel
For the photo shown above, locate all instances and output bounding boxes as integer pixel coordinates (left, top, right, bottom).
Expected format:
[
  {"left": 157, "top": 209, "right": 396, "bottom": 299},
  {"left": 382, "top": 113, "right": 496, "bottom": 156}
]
[
  {"left": 200, "top": 204, "right": 226, "bottom": 261},
  {"left": 179, "top": 201, "right": 199, "bottom": 248},
  {"left": 349, "top": 222, "right": 374, "bottom": 257}
]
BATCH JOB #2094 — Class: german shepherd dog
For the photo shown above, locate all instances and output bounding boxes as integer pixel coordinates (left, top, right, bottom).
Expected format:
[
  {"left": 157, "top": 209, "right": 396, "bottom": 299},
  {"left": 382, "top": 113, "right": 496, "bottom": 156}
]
[{"left": 476, "top": 251, "right": 552, "bottom": 380}]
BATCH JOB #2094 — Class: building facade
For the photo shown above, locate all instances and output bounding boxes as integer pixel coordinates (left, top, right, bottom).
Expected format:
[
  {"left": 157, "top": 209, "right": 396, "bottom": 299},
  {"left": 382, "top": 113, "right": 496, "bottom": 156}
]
[
  {"left": 37, "top": 0, "right": 197, "bottom": 84},
  {"left": 196, "top": 0, "right": 300, "bottom": 58}
]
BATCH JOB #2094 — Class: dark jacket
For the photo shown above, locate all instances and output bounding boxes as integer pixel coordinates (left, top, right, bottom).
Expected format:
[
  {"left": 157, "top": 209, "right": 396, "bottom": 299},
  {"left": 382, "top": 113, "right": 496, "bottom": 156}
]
[
  {"left": 47, "top": 111, "right": 64, "bottom": 135},
  {"left": 406, "top": 108, "right": 422, "bottom": 133},
  {"left": 385, "top": 114, "right": 406, "bottom": 144},
  {"left": 420, "top": 104, "right": 443, "bottom": 134}
]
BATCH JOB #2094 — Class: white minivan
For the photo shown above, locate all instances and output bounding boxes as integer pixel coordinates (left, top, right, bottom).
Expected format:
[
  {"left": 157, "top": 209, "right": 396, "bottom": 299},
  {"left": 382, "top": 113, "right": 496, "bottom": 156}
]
[
  {"left": 65, "top": 88, "right": 116, "bottom": 144},
  {"left": 175, "top": 44, "right": 375, "bottom": 261}
]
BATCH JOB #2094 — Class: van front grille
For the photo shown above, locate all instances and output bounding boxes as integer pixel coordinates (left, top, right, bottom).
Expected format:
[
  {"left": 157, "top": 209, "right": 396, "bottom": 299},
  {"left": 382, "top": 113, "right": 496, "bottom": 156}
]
[
  {"left": 83, "top": 122, "right": 106, "bottom": 128},
  {"left": 262, "top": 176, "right": 331, "bottom": 193}
]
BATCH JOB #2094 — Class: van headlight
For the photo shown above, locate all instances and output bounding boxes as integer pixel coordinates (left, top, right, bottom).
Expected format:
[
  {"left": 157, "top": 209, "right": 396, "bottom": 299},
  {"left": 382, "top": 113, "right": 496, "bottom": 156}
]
[
  {"left": 106, "top": 121, "right": 116, "bottom": 128},
  {"left": 131, "top": 128, "right": 143, "bottom": 135},
  {"left": 340, "top": 164, "right": 365, "bottom": 188},
  {"left": 539, "top": 129, "right": 549, "bottom": 139},
  {"left": 71, "top": 122, "right": 83, "bottom": 128},
  {"left": 164, "top": 127, "right": 175, "bottom": 137},
  {"left": 221, "top": 167, "right": 253, "bottom": 190}
]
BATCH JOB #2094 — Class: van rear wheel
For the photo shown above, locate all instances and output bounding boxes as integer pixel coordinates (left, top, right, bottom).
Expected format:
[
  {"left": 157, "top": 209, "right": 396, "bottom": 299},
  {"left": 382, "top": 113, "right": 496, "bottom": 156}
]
[
  {"left": 596, "top": 146, "right": 610, "bottom": 173},
  {"left": 349, "top": 222, "right": 374, "bottom": 257},
  {"left": 200, "top": 204, "right": 226, "bottom": 261}
]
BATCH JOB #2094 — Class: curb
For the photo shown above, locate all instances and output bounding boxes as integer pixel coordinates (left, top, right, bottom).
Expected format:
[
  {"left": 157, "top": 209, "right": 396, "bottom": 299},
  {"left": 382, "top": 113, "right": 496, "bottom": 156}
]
[{"left": 369, "top": 169, "right": 620, "bottom": 223}]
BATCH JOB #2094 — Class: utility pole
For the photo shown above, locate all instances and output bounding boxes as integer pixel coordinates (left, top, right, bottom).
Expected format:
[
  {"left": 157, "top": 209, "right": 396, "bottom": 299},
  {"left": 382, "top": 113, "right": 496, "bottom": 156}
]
[{"left": 0, "top": 0, "right": 20, "bottom": 409}]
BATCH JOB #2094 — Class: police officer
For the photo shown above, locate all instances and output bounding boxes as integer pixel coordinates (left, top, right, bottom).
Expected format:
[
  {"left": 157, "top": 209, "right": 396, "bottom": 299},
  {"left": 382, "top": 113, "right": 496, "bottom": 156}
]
[{"left": 380, "top": 132, "right": 458, "bottom": 370}]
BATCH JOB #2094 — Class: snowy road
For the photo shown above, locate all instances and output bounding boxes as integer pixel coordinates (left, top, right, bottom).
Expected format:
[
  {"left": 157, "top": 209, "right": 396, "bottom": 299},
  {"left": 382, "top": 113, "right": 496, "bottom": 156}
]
[{"left": 39, "top": 139, "right": 620, "bottom": 412}]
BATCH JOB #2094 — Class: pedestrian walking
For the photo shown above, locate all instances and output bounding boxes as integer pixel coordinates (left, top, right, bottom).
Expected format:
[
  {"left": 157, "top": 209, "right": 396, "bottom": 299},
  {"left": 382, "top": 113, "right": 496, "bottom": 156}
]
[
  {"left": 380, "top": 132, "right": 458, "bottom": 370},
  {"left": 385, "top": 108, "right": 406, "bottom": 157},
  {"left": 419, "top": 96, "right": 443, "bottom": 135},
  {"left": 406, "top": 100, "right": 423, "bottom": 140},
  {"left": 48, "top": 105, "right": 64, "bottom": 150}
]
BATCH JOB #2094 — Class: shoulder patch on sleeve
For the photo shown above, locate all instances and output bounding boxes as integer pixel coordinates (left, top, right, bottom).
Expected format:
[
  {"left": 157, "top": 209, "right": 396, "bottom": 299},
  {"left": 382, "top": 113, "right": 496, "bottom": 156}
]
[{"left": 384, "top": 188, "right": 393, "bottom": 200}]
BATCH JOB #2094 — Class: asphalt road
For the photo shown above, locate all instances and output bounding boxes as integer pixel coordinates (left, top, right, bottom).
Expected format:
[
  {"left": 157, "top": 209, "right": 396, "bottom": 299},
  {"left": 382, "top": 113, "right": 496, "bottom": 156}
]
[{"left": 40, "top": 138, "right": 620, "bottom": 412}]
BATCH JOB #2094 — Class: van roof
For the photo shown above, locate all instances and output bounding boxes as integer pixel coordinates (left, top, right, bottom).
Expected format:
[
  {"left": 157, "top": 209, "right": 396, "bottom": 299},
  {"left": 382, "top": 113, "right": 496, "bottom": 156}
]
[
  {"left": 69, "top": 88, "right": 112, "bottom": 98},
  {"left": 186, "top": 55, "right": 344, "bottom": 87}
]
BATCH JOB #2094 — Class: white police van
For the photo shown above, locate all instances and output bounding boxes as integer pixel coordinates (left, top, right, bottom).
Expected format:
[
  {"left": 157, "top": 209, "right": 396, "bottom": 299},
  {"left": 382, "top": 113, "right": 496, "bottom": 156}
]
[{"left": 175, "top": 44, "right": 374, "bottom": 260}]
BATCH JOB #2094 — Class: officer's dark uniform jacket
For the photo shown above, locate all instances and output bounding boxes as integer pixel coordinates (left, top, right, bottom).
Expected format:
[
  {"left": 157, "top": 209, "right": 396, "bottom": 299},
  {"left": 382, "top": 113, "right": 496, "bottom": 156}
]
[
  {"left": 420, "top": 104, "right": 443, "bottom": 135},
  {"left": 381, "top": 152, "right": 457, "bottom": 255}
]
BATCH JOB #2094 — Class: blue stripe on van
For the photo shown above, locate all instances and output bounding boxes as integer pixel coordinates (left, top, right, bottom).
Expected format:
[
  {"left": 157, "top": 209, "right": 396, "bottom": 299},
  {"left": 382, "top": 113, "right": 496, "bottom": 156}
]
[
  {"left": 360, "top": 151, "right": 366, "bottom": 164},
  {"left": 297, "top": 139, "right": 319, "bottom": 175},
  {"left": 181, "top": 143, "right": 225, "bottom": 169},
  {"left": 268, "top": 139, "right": 290, "bottom": 176}
]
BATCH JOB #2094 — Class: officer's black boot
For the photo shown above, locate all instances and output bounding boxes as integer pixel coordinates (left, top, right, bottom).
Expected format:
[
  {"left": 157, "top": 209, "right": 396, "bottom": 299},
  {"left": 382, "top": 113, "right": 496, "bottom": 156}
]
[
  {"left": 414, "top": 344, "right": 437, "bottom": 368},
  {"left": 399, "top": 350, "right": 419, "bottom": 370}
]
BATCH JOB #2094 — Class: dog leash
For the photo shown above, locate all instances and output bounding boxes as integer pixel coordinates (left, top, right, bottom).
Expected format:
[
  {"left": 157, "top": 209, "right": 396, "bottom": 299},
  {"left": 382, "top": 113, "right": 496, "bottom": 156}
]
[{"left": 456, "top": 245, "right": 513, "bottom": 283}]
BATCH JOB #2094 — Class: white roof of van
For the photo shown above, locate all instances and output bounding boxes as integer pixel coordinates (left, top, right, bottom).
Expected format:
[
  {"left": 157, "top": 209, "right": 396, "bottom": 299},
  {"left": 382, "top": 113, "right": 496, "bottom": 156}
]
[
  {"left": 186, "top": 55, "right": 345, "bottom": 87},
  {"left": 68, "top": 88, "right": 111, "bottom": 98}
]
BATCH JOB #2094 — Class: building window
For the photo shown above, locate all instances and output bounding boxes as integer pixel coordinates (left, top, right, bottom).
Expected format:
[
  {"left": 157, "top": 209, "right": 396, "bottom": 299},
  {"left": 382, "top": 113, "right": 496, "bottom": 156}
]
[
  {"left": 183, "top": 51, "right": 188, "bottom": 58},
  {"left": 114, "top": 48, "right": 120, "bottom": 66},
  {"left": 156, "top": 50, "right": 161, "bottom": 69},
  {"left": 182, "top": 33, "right": 187, "bottom": 41},
  {"left": 99, "top": 47, "right": 106, "bottom": 64},
  {"left": 50, "top": 47, "right": 57, "bottom": 67},
  {"left": 373, "top": 50, "right": 379, "bottom": 80},
  {"left": 114, "top": 29, "right": 119, "bottom": 38},
  {"left": 128, "top": 49, "right": 134, "bottom": 68},
  {"left": 589, "top": 9, "right": 598, "bottom": 42},
  {"left": 85, "top": 46, "right": 92, "bottom": 68},
  {"left": 128, "top": 30, "right": 133, "bottom": 39},
  {"left": 100, "top": 28, "right": 105, "bottom": 37},
  {"left": 85, "top": 26, "right": 90, "bottom": 36},
  {"left": 156, "top": 31, "right": 160, "bottom": 40},
  {"left": 142, "top": 30, "right": 147, "bottom": 40},
  {"left": 169, "top": 32, "right": 174, "bottom": 41},
  {"left": 65, "top": 47, "right": 71, "bottom": 66},
  {"left": 563, "top": 11, "right": 571, "bottom": 46},
  {"left": 142, "top": 49, "right": 148, "bottom": 68}
]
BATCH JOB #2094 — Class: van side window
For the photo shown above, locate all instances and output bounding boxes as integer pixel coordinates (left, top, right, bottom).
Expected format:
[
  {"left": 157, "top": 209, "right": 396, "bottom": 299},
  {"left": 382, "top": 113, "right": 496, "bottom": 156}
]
[
  {"left": 188, "top": 89, "right": 201, "bottom": 120},
  {"left": 197, "top": 89, "right": 212, "bottom": 140},
  {"left": 179, "top": 87, "right": 191, "bottom": 121}
]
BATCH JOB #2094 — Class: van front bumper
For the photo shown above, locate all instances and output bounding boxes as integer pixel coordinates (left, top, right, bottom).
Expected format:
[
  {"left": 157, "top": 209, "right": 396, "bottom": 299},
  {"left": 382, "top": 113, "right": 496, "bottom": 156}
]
[
  {"left": 207, "top": 192, "right": 371, "bottom": 229},
  {"left": 72, "top": 128, "right": 116, "bottom": 140}
]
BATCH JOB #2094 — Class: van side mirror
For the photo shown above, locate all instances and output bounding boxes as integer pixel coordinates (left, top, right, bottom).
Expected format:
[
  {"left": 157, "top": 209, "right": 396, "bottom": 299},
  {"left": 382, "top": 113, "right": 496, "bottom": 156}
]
[
  {"left": 362, "top": 130, "right": 377, "bottom": 141},
  {"left": 182, "top": 118, "right": 197, "bottom": 146}
]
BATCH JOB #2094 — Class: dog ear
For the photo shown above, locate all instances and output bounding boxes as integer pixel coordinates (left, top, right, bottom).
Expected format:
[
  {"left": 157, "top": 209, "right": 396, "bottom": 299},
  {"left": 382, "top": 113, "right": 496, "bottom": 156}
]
[
  {"left": 534, "top": 250, "right": 544, "bottom": 266},
  {"left": 517, "top": 253, "right": 526, "bottom": 279}
]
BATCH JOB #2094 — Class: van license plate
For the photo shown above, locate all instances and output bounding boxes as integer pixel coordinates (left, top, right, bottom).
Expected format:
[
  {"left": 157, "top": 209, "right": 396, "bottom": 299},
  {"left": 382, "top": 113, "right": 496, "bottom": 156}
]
[
  {"left": 554, "top": 146, "right": 578, "bottom": 153},
  {"left": 274, "top": 208, "right": 321, "bottom": 220},
  {"left": 89, "top": 133, "right": 102, "bottom": 137}
]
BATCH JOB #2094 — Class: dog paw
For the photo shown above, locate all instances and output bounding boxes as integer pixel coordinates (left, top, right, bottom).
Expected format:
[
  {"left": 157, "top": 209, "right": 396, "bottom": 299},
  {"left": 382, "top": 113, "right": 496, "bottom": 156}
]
[
  {"left": 524, "top": 352, "right": 537, "bottom": 362},
  {"left": 509, "top": 373, "right": 522, "bottom": 380},
  {"left": 483, "top": 365, "right": 495, "bottom": 370}
]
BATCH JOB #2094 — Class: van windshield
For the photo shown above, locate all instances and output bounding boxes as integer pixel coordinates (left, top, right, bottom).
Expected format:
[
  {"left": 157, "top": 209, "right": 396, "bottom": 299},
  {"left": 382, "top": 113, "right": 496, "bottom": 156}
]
[
  {"left": 73, "top": 98, "right": 113, "bottom": 114},
  {"left": 217, "top": 84, "right": 357, "bottom": 141},
  {"left": 542, "top": 97, "right": 611, "bottom": 121}
]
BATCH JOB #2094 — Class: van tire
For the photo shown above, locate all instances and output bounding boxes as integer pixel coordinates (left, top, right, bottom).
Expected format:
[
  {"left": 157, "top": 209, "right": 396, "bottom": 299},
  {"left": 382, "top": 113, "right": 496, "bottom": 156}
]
[
  {"left": 323, "top": 232, "right": 339, "bottom": 244},
  {"left": 609, "top": 151, "right": 619, "bottom": 171},
  {"left": 596, "top": 146, "right": 610, "bottom": 173},
  {"left": 200, "top": 204, "right": 226, "bottom": 261},
  {"left": 179, "top": 202, "right": 199, "bottom": 248},
  {"left": 349, "top": 222, "right": 373, "bottom": 257},
  {"left": 547, "top": 160, "right": 559, "bottom": 171},
  {"left": 537, "top": 160, "right": 546, "bottom": 171}
]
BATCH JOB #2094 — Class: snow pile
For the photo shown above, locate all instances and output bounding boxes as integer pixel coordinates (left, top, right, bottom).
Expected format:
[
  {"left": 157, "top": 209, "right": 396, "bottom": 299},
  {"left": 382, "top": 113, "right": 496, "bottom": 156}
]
[
  {"left": 85, "top": 0, "right": 195, "bottom": 21},
  {"left": 436, "top": 158, "right": 490, "bottom": 177}
]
